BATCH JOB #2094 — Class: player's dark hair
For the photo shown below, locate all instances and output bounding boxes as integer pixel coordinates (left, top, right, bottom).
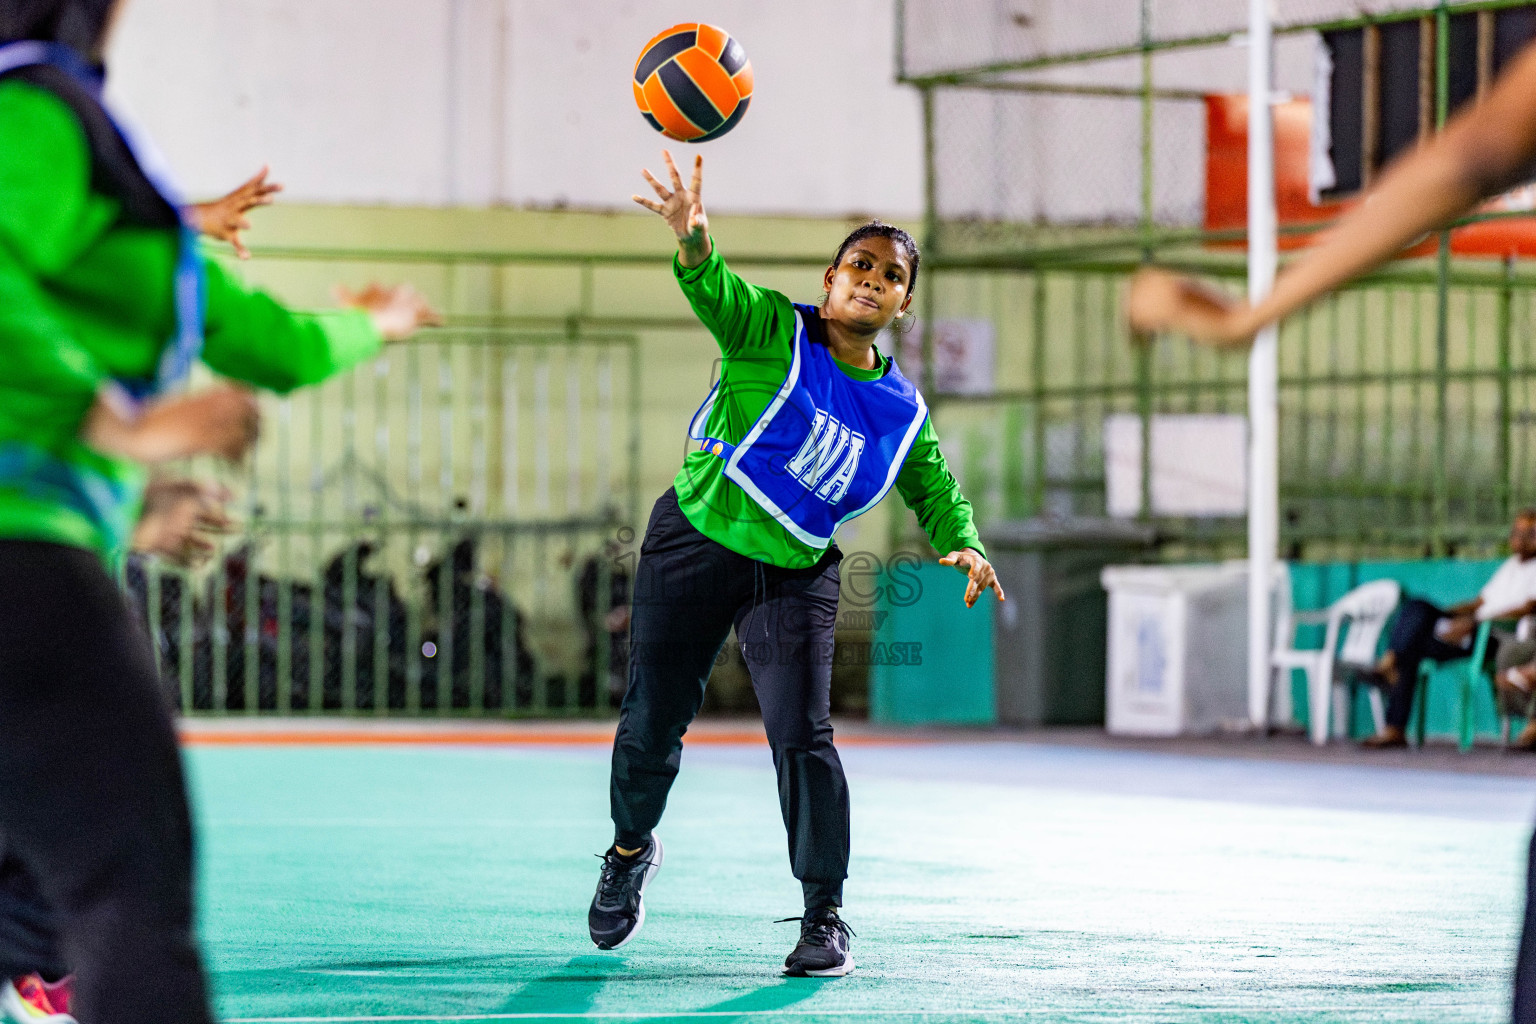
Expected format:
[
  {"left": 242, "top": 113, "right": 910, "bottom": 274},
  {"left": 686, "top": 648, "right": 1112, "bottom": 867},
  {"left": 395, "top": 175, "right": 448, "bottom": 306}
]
[
  {"left": 0, "top": 0, "right": 118, "bottom": 55},
  {"left": 832, "top": 220, "right": 921, "bottom": 294}
]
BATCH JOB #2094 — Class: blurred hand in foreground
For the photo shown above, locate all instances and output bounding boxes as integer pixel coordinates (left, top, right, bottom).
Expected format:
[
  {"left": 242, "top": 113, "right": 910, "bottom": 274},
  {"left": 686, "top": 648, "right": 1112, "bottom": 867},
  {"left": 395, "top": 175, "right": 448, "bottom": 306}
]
[
  {"left": 187, "top": 166, "right": 283, "bottom": 260},
  {"left": 82, "top": 383, "right": 260, "bottom": 464},
  {"left": 131, "top": 477, "right": 233, "bottom": 567},
  {"left": 334, "top": 283, "right": 443, "bottom": 342},
  {"left": 1127, "top": 268, "right": 1255, "bottom": 349}
]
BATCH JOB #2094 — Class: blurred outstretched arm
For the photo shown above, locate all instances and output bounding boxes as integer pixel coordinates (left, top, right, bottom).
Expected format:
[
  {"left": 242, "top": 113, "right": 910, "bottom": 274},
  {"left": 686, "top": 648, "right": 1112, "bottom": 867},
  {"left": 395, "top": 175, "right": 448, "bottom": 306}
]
[{"left": 1129, "top": 40, "right": 1536, "bottom": 347}]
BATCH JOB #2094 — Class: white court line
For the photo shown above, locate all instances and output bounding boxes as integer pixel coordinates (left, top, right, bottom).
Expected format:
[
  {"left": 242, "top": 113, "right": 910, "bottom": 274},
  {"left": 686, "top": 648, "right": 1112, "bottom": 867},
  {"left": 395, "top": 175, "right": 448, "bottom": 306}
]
[{"left": 223, "top": 1003, "right": 1497, "bottom": 1023}]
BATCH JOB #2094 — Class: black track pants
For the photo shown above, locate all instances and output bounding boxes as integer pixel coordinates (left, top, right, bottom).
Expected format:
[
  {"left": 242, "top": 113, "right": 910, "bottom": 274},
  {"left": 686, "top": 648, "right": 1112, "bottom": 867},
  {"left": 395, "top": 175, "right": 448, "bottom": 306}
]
[
  {"left": 609, "top": 488, "right": 849, "bottom": 910},
  {"left": 1515, "top": 827, "right": 1536, "bottom": 1022},
  {"left": 0, "top": 845, "right": 63, "bottom": 980},
  {"left": 0, "top": 541, "right": 212, "bottom": 1024},
  {"left": 1381, "top": 598, "right": 1480, "bottom": 730}
]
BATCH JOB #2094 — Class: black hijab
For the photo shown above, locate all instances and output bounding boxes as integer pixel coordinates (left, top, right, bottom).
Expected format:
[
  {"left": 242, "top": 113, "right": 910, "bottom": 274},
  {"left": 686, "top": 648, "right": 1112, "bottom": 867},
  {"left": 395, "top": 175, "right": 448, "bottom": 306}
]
[
  {"left": 0, "top": 0, "right": 117, "bottom": 54},
  {"left": 0, "top": 0, "right": 178, "bottom": 228}
]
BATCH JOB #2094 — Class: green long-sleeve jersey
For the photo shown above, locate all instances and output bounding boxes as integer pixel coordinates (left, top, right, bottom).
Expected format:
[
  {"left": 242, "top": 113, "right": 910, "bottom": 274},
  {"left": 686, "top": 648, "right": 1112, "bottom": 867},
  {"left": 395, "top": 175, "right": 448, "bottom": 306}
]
[
  {"left": 0, "top": 79, "right": 382, "bottom": 563},
  {"left": 672, "top": 244, "right": 984, "bottom": 569}
]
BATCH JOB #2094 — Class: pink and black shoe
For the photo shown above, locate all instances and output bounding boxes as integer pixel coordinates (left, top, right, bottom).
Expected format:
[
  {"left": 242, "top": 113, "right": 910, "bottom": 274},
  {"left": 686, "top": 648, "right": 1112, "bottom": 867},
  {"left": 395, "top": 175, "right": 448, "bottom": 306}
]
[{"left": 1, "top": 974, "right": 76, "bottom": 1024}]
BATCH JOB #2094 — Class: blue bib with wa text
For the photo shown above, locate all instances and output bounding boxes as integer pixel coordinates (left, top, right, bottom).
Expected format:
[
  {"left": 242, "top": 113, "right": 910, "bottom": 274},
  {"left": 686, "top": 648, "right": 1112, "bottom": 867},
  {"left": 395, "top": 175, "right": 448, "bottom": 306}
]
[{"left": 689, "top": 304, "right": 928, "bottom": 548}]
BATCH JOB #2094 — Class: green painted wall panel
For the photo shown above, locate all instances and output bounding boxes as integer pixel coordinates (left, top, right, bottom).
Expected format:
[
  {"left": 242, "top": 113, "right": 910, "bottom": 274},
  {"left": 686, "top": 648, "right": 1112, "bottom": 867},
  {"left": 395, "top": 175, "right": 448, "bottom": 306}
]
[{"left": 870, "top": 563, "right": 995, "bottom": 725}]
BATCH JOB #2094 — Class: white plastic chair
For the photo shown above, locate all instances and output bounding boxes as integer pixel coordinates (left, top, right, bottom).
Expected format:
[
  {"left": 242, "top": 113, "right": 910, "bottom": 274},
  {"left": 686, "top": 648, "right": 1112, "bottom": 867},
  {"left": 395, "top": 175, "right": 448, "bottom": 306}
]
[
  {"left": 1269, "top": 563, "right": 1295, "bottom": 727},
  {"left": 1272, "top": 579, "right": 1402, "bottom": 745}
]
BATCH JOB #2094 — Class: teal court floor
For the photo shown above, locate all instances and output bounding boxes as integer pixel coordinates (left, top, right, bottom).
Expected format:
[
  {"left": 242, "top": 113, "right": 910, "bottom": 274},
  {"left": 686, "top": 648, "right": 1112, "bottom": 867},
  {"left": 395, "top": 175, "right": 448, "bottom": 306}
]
[{"left": 184, "top": 727, "right": 1536, "bottom": 1023}]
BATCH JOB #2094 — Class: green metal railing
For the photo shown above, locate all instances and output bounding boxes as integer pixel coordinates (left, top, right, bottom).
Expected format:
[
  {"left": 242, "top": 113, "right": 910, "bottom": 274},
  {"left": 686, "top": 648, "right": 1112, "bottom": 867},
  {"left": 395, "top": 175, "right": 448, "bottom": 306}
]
[
  {"left": 141, "top": 315, "right": 643, "bottom": 716},
  {"left": 915, "top": 255, "right": 1536, "bottom": 562},
  {"left": 131, "top": 239, "right": 862, "bottom": 717},
  {"left": 895, "top": 0, "right": 1536, "bottom": 566}
]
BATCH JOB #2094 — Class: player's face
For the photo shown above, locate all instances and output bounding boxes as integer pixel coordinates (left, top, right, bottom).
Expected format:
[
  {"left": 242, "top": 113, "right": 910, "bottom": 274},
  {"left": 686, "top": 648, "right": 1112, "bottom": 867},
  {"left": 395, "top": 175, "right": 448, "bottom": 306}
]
[
  {"left": 1511, "top": 515, "right": 1536, "bottom": 558},
  {"left": 822, "top": 237, "right": 914, "bottom": 333}
]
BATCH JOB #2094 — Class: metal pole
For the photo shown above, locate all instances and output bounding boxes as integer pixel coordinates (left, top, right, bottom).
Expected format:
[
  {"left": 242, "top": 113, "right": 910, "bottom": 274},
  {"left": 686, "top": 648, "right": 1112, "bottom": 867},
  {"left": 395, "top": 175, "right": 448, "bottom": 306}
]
[
  {"left": 1247, "top": 0, "right": 1279, "bottom": 730},
  {"left": 1432, "top": 3, "right": 1452, "bottom": 552},
  {"left": 1499, "top": 256, "right": 1515, "bottom": 522},
  {"left": 1138, "top": 0, "right": 1154, "bottom": 521}
]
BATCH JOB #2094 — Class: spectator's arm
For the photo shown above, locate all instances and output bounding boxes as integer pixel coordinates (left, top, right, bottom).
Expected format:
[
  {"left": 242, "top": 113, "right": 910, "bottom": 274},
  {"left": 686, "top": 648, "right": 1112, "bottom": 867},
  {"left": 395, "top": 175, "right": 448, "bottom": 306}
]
[
  {"left": 1448, "top": 597, "right": 1484, "bottom": 618},
  {"left": 1482, "top": 598, "right": 1536, "bottom": 623}
]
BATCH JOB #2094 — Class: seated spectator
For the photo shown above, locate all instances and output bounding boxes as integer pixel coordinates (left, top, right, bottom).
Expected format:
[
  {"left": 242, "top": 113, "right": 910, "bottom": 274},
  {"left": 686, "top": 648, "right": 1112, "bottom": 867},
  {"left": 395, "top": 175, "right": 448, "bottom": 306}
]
[
  {"left": 1479, "top": 609, "right": 1536, "bottom": 749},
  {"left": 1363, "top": 509, "right": 1536, "bottom": 748},
  {"left": 576, "top": 538, "right": 632, "bottom": 707},
  {"left": 423, "top": 536, "right": 537, "bottom": 711}
]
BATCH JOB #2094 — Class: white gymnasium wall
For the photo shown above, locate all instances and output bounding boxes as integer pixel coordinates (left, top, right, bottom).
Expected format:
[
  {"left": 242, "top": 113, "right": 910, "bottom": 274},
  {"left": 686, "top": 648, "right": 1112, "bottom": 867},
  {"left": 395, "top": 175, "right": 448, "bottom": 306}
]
[{"left": 104, "top": 0, "right": 924, "bottom": 217}]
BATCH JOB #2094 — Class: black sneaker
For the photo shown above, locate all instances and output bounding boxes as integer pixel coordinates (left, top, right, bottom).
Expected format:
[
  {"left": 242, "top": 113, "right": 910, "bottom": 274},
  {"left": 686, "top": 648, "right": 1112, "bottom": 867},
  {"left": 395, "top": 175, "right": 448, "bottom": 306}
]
[
  {"left": 588, "top": 835, "right": 664, "bottom": 950},
  {"left": 782, "top": 907, "right": 855, "bottom": 977}
]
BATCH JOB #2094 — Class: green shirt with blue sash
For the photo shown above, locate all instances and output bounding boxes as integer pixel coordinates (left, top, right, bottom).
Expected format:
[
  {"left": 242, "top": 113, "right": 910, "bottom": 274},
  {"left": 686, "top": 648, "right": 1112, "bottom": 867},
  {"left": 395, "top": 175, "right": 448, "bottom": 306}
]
[
  {"left": 673, "top": 244, "right": 984, "bottom": 570},
  {"left": 0, "top": 77, "right": 381, "bottom": 563}
]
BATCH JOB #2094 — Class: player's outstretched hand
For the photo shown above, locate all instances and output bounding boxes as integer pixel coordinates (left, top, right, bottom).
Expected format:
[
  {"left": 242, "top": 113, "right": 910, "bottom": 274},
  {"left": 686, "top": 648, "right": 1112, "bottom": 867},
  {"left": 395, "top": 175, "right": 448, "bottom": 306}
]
[
  {"left": 188, "top": 166, "right": 283, "bottom": 260},
  {"left": 132, "top": 477, "right": 234, "bottom": 567},
  {"left": 83, "top": 383, "right": 261, "bottom": 464},
  {"left": 633, "top": 150, "right": 711, "bottom": 267},
  {"left": 939, "top": 548, "right": 1005, "bottom": 609},
  {"left": 335, "top": 283, "right": 443, "bottom": 342},
  {"left": 1127, "top": 267, "right": 1256, "bottom": 348}
]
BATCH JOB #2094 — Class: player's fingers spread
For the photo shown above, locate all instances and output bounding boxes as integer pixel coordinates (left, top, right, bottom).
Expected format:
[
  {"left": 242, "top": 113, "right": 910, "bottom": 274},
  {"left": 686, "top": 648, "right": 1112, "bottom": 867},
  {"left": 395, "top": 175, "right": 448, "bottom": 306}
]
[
  {"left": 640, "top": 168, "right": 671, "bottom": 199},
  {"left": 198, "top": 510, "right": 234, "bottom": 532},
  {"left": 663, "top": 149, "right": 683, "bottom": 188},
  {"left": 632, "top": 195, "right": 664, "bottom": 213}
]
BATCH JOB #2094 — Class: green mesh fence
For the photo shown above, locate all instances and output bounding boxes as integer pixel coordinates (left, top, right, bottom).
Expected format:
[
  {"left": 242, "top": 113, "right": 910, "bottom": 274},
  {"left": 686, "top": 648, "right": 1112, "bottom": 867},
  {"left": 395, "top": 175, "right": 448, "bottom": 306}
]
[
  {"left": 889, "top": 0, "right": 1536, "bottom": 564},
  {"left": 139, "top": 320, "right": 641, "bottom": 717},
  {"left": 913, "top": 259, "right": 1536, "bottom": 562}
]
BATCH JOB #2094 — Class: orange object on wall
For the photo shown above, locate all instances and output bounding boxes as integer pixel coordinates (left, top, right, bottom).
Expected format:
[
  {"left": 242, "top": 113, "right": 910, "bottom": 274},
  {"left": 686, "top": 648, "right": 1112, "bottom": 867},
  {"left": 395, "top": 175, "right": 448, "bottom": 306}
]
[{"left": 1204, "top": 93, "right": 1536, "bottom": 258}]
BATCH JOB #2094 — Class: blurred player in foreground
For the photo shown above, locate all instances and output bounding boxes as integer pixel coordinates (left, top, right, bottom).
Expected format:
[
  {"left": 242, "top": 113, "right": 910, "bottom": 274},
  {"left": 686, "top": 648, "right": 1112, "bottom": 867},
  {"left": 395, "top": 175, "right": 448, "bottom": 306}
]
[
  {"left": 1, "top": 477, "right": 232, "bottom": 1024},
  {"left": 1127, "top": 37, "right": 1536, "bottom": 1024},
  {"left": 0, "top": 2, "right": 437, "bottom": 1021}
]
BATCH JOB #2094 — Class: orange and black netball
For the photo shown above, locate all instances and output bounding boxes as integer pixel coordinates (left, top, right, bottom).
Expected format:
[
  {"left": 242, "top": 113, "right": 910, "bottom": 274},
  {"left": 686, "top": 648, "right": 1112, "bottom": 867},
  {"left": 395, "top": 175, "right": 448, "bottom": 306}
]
[{"left": 632, "top": 23, "right": 753, "bottom": 143}]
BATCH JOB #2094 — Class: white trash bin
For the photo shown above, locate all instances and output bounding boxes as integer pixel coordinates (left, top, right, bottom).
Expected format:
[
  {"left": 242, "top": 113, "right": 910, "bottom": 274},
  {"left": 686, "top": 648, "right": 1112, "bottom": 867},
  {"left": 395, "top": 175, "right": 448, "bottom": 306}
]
[{"left": 1101, "top": 563, "right": 1250, "bottom": 736}]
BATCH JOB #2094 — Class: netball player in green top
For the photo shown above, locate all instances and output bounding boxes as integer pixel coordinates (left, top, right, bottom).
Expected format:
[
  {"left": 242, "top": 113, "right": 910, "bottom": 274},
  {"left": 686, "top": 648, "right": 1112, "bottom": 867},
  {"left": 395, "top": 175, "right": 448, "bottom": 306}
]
[
  {"left": 588, "top": 151, "right": 1003, "bottom": 977},
  {"left": 0, "top": 3, "right": 436, "bottom": 1022}
]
